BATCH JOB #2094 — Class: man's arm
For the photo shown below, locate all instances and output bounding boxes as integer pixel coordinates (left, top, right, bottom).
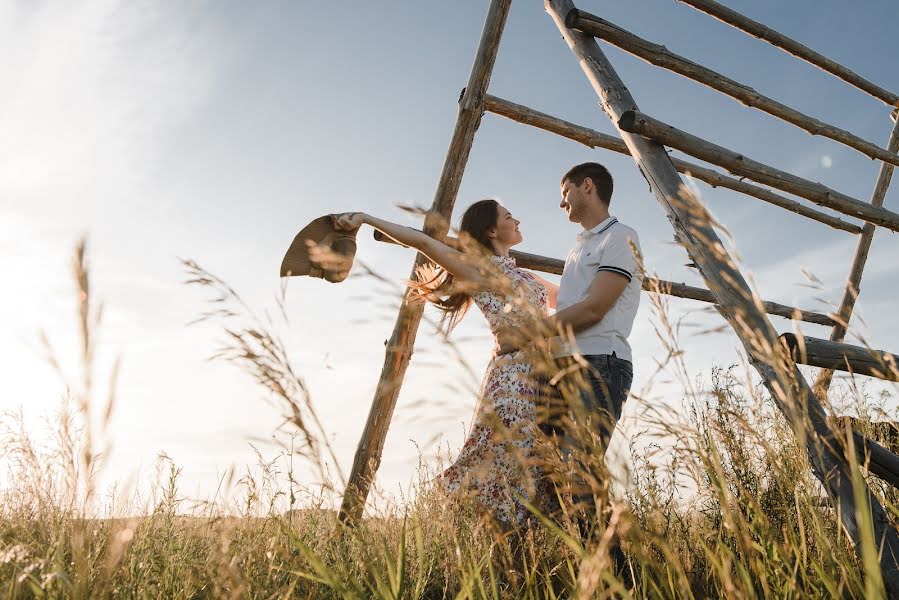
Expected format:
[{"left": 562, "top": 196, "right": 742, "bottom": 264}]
[
  {"left": 546, "top": 270, "right": 629, "bottom": 334},
  {"left": 497, "top": 270, "right": 628, "bottom": 354}
]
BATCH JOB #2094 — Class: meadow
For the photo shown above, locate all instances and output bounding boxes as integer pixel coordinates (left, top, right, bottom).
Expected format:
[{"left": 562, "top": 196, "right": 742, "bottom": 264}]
[{"left": 2, "top": 240, "right": 897, "bottom": 599}]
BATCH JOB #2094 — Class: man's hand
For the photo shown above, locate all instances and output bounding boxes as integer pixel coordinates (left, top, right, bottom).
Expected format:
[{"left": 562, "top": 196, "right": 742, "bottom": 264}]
[
  {"left": 496, "top": 327, "right": 521, "bottom": 356},
  {"left": 550, "top": 270, "right": 629, "bottom": 334}
]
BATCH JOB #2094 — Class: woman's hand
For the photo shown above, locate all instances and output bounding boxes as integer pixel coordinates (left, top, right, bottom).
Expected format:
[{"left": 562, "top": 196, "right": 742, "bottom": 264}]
[{"left": 333, "top": 212, "right": 366, "bottom": 231}]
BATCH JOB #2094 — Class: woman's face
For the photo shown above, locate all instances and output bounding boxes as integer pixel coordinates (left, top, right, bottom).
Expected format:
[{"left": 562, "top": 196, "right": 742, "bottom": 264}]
[{"left": 491, "top": 205, "right": 523, "bottom": 248}]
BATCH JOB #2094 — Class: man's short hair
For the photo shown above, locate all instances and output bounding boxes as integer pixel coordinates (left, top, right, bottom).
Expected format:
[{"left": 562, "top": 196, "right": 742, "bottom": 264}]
[{"left": 562, "top": 162, "right": 614, "bottom": 206}]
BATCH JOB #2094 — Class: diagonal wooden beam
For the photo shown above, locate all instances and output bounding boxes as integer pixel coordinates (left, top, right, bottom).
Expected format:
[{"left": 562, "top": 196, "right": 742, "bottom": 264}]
[
  {"left": 337, "top": 0, "right": 513, "bottom": 526},
  {"left": 483, "top": 94, "right": 862, "bottom": 234},
  {"left": 816, "top": 113, "right": 899, "bottom": 394},
  {"left": 568, "top": 9, "right": 899, "bottom": 167},
  {"left": 545, "top": 0, "right": 899, "bottom": 592},
  {"left": 675, "top": 0, "right": 899, "bottom": 108},
  {"left": 618, "top": 109, "right": 899, "bottom": 233}
]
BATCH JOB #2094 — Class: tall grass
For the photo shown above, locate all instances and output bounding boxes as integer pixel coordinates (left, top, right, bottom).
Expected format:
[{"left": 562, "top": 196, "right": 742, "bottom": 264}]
[{"left": 1, "top": 232, "right": 898, "bottom": 598}]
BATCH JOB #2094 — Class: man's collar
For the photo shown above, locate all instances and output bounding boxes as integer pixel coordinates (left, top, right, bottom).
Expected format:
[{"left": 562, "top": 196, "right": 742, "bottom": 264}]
[{"left": 577, "top": 215, "right": 617, "bottom": 240}]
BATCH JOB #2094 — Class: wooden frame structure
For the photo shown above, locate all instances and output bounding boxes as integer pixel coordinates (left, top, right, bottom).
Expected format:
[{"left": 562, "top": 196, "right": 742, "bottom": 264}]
[{"left": 338, "top": 0, "right": 899, "bottom": 591}]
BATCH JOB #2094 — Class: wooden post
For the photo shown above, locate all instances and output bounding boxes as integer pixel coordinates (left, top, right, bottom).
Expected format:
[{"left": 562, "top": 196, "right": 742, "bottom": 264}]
[
  {"left": 337, "top": 0, "right": 513, "bottom": 526},
  {"left": 374, "top": 230, "right": 837, "bottom": 326},
  {"left": 483, "top": 94, "right": 862, "bottom": 234},
  {"left": 545, "top": 0, "right": 899, "bottom": 592},
  {"left": 675, "top": 0, "right": 899, "bottom": 108},
  {"left": 816, "top": 114, "right": 899, "bottom": 394},
  {"left": 618, "top": 109, "right": 899, "bottom": 233},
  {"left": 568, "top": 10, "right": 899, "bottom": 167}
]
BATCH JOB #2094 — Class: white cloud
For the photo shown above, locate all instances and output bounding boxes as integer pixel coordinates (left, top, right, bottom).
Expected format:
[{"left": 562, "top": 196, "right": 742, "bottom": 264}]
[{"left": 0, "top": 2, "right": 217, "bottom": 218}]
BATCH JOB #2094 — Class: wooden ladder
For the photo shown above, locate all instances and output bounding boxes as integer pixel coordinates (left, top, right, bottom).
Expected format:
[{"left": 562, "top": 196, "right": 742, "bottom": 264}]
[{"left": 338, "top": 0, "right": 899, "bottom": 593}]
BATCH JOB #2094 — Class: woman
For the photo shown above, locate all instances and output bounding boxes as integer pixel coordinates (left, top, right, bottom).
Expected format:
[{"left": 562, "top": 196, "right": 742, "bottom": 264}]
[{"left": 334, "top": 200, "right": 559, "bottom": 524}]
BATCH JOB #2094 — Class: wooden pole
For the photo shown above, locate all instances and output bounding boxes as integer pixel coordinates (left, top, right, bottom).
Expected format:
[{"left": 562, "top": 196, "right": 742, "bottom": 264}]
[
  {"left": 568, "top": 10, "right": 899, "bottom": 167},
  {"left": 829, "top": 416, "right": 899, "bottom": 491},
  {"left": 337, "top": 0, "right": 513, "bottom": 526},
  {"left": 816, "top": 115, "right": 899, "bottom": 394},
  {"left": 483, "top": 94, "right": 863, "bottom": 234},
  {"left": 374, "top": 230, "right": 837, "bottom": 326},
  {"left": 618, "top": 109, "right": 899, "bottom": 233},
  {"left": 853, "top": 431, "right": 899, "bottom": 491},
  {"left": 545, "top": 0, "right": 899, "bottom": 591},
  {"left": 781, "top": 334, "right": 899, "bottom": 382},
  {"left": 675, "top": 0, "right": 899, "bottom": 108}
]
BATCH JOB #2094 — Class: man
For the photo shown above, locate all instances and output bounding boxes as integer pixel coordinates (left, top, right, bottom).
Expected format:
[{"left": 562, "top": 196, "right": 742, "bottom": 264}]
[
  {"left": 547, "top": 161, "right": 641, "bottom": 453},
  {"left": 500, "top": 161, "right": 642, "bottom": 544}
]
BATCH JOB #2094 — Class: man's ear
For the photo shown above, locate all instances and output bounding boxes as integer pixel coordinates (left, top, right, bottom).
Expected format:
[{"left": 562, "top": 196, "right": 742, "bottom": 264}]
[{"left": 582, "top": 176, "right": 594, "bottom": 195}]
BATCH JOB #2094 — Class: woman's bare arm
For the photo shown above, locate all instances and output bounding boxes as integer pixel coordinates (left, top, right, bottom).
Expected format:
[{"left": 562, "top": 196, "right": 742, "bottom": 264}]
[
  {"left": 529, "top": 272, "right": 559, "bottom": 309},
  {"left": 334, "top": 212, "right": 488, "bottom": 287}
]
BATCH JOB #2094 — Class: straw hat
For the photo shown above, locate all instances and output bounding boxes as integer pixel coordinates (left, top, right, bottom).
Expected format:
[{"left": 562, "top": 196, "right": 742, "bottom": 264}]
[{"left": 280, "top": 215, "right": 359, "bottom": 283}]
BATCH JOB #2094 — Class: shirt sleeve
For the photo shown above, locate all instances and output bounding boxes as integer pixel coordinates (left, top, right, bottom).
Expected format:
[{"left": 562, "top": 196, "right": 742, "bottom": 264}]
[{"left": 597, "top": 227, "right": 640, "bottom": 282}]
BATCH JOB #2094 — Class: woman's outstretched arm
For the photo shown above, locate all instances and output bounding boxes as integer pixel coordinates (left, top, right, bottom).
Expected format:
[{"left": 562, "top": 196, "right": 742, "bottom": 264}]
[
  {"left": 530, "top": 273, "right": 559, "bottom": 309},
  {"left": 334, "top": 212, "right": 487, "bottom": 286}
]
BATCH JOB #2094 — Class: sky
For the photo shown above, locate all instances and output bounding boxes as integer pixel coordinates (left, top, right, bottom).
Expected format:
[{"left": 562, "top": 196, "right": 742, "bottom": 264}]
[{"left": 2, "top": 0, "right": 899, "bottom": 514}]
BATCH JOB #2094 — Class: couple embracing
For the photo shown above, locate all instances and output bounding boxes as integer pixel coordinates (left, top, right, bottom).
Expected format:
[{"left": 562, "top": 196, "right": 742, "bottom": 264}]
[{"left": 335, "top": 162, "right": 641, "bottom": 537}]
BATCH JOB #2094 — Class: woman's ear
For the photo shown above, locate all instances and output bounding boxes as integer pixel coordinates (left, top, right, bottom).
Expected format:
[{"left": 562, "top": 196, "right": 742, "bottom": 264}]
[{"left": 488, "top": 228, "right": 497, "bottom": 239}]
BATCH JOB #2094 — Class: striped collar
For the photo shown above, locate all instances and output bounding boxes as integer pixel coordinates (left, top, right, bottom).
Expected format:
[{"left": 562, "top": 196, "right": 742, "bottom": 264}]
[{"left": 577, "top": 216, "right": 618, "bottom": 241}]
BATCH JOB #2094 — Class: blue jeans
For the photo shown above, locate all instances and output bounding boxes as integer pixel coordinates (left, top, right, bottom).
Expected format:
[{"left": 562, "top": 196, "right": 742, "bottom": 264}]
[
  {"left": 539, "top": 353, "right": 633, "bottom": 517},
  {"left": 538, "top": 353, "right": 633, "bottom": 573},
  {"left": 574, "top": 352, "right": 632, "bottom": 451},
  {"left": 540, "top": 352, "right": 633, "bottom": 454}
]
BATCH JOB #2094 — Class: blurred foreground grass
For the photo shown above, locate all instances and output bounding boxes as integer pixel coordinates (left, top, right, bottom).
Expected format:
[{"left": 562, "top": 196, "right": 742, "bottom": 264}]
[{"left": 2, "top": 241, "right": 898, "bottom": 599}]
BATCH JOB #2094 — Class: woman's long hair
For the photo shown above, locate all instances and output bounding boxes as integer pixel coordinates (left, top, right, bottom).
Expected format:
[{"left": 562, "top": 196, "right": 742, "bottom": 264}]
[{"left": 411, "top": 199, "right": 500, "bottom": 334}]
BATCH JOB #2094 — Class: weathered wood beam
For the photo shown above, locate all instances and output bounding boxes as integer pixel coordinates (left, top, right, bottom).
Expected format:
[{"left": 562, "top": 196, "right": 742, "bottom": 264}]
[
  {"left": 816, "top": 116, "right": 899, "bottom": 394},
  {"left": 483, "top": 94, "right": 862, "bottom": 234},
  {"left": 855, "top": 432, "right": 899, "bottom": 491},
  {"left": 676, "top": 0, "right": 899, "bottom": 108},
  {"left": 546, "top": 0, "right": 899, "bottom": 591},
  {"left": 338, "top": 0, "right": 513, "bottom": 526},
  {"left": 782, "top": 334, "right": 899, "bottom": 382},
  {"left": 825, "top": 419, "right": 899, "bottom": 491},
  {"left": 508, "top": 249, "right": 838, "bottom": 326},
  {"left": 618, "top": 110, "right": 899, "bottom": 233},
  {"left": 567, "top": 10, "right": 899, "bottom": 167},
  {"left": 374, "top": 230, "right": 837, "bottom": 326}
]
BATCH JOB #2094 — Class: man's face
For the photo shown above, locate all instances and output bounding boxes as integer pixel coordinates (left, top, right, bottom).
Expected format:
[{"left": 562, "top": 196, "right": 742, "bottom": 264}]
[{"left": 560, "top": 177, "right": 588, "bottom": 224}]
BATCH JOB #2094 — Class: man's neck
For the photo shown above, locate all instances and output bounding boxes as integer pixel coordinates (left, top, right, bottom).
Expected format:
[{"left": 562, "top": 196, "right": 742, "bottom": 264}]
[{"left": 579, "top": 208, "right": 611, "bottom": 231}]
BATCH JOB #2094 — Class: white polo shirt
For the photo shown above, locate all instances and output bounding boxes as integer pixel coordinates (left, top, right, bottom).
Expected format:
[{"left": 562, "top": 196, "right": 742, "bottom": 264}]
[{"left": 554, "top": 215, "right": 642, "bottom": 362}]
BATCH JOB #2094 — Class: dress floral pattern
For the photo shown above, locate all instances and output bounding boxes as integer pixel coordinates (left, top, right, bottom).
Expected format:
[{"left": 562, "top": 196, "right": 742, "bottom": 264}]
[{"left": 439, "top": 255, "right": 549, "bottom": 524}]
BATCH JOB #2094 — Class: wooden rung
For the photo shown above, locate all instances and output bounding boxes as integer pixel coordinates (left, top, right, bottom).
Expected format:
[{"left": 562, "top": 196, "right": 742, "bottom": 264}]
[
  {"left": 857, "top": 432, "right": 899, "bottom": 490},
  {"left": 567, "top": 10, "right": 899, "bottom": 167},
  {"left": 373, "top": 230, "right": 836, "bottom": 327},
  {"left": 829, "top": 417, "right": 899, "bottom": 489},
  {"left": 618, "top": 110, "right": 899, "bottom": 233},
  {"left": 781, "top": 334, "right": 899, "bottom": 381},
  {"left": 483, "top": 94, "right": 862, "bottom": 234},
  {"left": 675, "top": 0, "right": 899, "bottom": 108}
]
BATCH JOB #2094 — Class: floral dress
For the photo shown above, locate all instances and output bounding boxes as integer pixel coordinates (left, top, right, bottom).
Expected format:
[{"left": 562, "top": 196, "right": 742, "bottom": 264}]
[{"left": 439, "top": 255, "right": 549, "bottom": 524}]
